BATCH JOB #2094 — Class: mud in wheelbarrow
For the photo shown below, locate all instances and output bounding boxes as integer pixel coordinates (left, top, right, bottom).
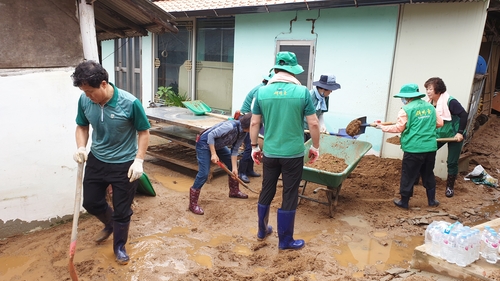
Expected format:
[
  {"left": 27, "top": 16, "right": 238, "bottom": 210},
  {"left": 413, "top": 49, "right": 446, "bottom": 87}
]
[{"left": 300, "top": 134, "right": 372, "bottom": 217}]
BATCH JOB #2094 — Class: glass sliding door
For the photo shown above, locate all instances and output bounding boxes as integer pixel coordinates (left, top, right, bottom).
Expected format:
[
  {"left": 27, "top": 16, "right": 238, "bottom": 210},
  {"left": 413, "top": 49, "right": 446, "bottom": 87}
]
[
  {"left": 156, "top": 22, "right": 194, "bottom": 101},
  {"left": 195, "top": 18, "right": 235, "bottom": 113}
]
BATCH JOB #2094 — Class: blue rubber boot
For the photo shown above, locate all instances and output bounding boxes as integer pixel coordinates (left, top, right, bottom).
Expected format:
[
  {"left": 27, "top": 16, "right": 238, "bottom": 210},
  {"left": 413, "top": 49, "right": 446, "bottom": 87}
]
[
  {"left": 113, "top": 221, "right": 130, "bottom": 265},
  {"left": 257, "top": 204, "right": 273, "bottom": 240},
  {"left": 277, "top": 209, "right": 304, "bottom": 250}
]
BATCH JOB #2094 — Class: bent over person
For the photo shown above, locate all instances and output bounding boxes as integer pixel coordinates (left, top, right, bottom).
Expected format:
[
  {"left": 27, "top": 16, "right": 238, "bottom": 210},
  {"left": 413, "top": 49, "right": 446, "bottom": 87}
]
[
  {"left": 72, "top": 60, "right": 151, "bottom": 265},
  {"left": 250, "top": 51, "right": 320, "bottom": 250}
]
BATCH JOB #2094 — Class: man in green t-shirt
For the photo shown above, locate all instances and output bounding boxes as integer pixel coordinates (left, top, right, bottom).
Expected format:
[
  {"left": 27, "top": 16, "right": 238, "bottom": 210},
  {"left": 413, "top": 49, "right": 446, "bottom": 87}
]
[
  {"left": 249, "top": 52, "right": 320, "bottom": 250},
  {"left": 376, "top": 83, "right": 443, "bottom": 209},
  {"left": 72, "top": 61, "right": 151, "bottom": 265}
]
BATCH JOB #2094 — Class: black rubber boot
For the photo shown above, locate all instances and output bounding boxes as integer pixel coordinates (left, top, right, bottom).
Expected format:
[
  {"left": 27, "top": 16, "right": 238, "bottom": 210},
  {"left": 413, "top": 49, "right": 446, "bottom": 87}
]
[
  {"left": 277, "top": 209, "right": 304, "bottom": 250},
  {"left": 446, "top": 174, "right": 457, "bottom": 198},
  {"left": 94, "top": 206, "right": 113, "bottom": 243},
  {"left": 238, "top": 161, "right": 250, "bottom": 183},
  {"left": 393, "top": 196, "right": 410, "bottom": 209},
  {"left": 113, "top": 221, "right": 130, "bottom": 265},
  {"left": 426, "top": 188, "right": 440, "bottom": 207},
  {"left": 247, "top": 161, "right": 261, "bottom": 177},
  {"left": 257, "top": 204, "right": 273, "bottom": 240}
]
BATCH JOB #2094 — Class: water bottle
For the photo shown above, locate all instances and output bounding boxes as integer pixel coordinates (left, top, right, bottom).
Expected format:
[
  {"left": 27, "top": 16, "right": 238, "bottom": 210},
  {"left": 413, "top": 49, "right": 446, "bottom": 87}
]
[
  {"left": 425, "top": 221, "right": 437, "bottom": 253},
  {"left": 473, "top": 229, "right": 481, "bottom": 261},
  {"left": 455, "top": 233, "right": 469, "bottom": 267},
  {"left": 440, "top": 221, "right": 461, "bottom": 260},
  {"left": 480, "top": 226, "right": 492, "bottom": 257},
  {"left": 445, "top": 231, "right": 459, "bottom": 264},
  {"left": 485, "top": 230, "right": 499, "bottom": 264}
]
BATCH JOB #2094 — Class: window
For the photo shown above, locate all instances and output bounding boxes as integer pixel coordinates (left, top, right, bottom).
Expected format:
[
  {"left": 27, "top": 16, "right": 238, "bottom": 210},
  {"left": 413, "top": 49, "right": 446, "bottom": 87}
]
[
  {"left": 114, "top": 37, "right": 142, "bottom": 99},
  {"left": 276, "top": 40, "right": 315, "bottom": 88}
]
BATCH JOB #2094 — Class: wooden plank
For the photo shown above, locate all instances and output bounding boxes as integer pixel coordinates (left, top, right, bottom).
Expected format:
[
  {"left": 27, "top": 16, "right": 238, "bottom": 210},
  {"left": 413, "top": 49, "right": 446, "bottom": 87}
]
[
  {"left": 147, "top": 143, "right": 222, "bottom": 182},
  {"left": 150, "top": 126, "right": 197, "bottom": 149}
]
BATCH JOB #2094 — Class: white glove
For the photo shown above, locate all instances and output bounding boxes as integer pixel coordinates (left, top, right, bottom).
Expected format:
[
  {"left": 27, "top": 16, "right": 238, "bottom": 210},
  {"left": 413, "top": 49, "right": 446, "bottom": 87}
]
[
  {"left": 308, "top": 146, "right": 319, "bottom": 164},
  {"left": 128, "top": 158, "right": 144, "bottom": 182},
  {"left": 73, "top": 147, "right": 87, "bottom": 163},
  {"left": 320, "top": 125, "right": 327, "bottom": 133},
  {"left": 251, "top": 145, "right": 263, "bottom": 165}
]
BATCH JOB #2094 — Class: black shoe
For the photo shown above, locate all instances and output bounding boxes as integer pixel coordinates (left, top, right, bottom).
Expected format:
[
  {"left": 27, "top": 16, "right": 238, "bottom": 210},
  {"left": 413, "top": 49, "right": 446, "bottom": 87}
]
[
  {"left": 239, "top": 173, "right": 250, "bottom": 183},
  {"left": 247, "top": 170, "right": 261, "bottom": 177},
  {"left": 428, "top": 200, "right": 440, "bottom": 207},
  {"left": 393, "top": 198, "right": 409, "bottom": 209},
  {"left": 445, "top": 187, "right": 454, "bottom": 198}
]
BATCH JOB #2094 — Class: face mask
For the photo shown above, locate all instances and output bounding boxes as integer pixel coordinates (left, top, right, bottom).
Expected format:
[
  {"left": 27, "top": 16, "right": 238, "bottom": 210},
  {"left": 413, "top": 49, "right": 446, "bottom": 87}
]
[{"left": 401, "top": 98, "right": 408, "bottom": 105}]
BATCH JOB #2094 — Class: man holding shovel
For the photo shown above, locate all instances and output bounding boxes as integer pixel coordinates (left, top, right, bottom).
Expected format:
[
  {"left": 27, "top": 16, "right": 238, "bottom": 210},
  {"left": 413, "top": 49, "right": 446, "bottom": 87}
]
[
  {"left": 375, "top": 83, "right": 443, "bottom": 209},
  {"left": 72, "top": 61, "right": 150, "bottom": 265}
]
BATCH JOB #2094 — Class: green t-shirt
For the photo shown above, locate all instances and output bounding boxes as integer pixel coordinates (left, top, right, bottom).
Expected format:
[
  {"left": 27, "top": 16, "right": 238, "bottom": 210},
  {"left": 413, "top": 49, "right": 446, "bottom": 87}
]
[
  {"left": 76, "top": 83, "right": 151, "bottom": 163},
  {"left": 253, "top": 82, "right": 316, "bottom": 157},
  {"left": 400, "top": 99, "right": 437, "bottom": 153}
]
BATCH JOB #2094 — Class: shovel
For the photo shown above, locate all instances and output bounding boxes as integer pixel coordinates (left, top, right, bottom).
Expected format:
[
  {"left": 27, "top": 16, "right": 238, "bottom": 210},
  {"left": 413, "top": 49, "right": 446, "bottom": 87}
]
[
  {"left": 69, "top": 162, "right": 84, "bottom": 281},
  {"left": 216, "top": 161, "right": 258, "bottom": 194},
  {"left": 304, "top": 129, "right": 355, "bottom": 138},
  {"left": 182, "top": 100, "right": 232, "bottom": 120},
  {"left": 347, "top": 116, "right": 395, "bottom": 136}
]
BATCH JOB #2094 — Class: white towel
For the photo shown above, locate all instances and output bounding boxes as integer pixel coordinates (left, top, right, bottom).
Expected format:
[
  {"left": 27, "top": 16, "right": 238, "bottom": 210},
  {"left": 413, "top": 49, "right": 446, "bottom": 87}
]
[{"left": 426, "top": 91, "right": 452, "bottom": 121}]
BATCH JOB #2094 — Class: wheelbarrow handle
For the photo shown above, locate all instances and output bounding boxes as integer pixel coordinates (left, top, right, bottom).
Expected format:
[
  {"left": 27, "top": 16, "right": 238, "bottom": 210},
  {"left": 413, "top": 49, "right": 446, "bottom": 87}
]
[{"left": 216, "top": 161, "right": 258, "bottom": 194}]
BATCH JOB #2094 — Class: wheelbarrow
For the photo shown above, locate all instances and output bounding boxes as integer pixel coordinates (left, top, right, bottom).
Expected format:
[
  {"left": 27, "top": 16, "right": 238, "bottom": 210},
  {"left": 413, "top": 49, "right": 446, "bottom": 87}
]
[{"left": 299, "top": 134, "right": 372, "bottom": 217}]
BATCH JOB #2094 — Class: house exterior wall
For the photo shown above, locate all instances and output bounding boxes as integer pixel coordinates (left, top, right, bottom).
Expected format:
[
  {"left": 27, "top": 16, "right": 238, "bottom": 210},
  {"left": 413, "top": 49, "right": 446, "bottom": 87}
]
[
  {"left": 383, "top": 2, "right": 489, "bottom": 179},
  {"left": 232, "top": 6, "right": 400, "bottom": 152},
  {"left": 0, "top": 69, "right": 82, "bottom": 238}
]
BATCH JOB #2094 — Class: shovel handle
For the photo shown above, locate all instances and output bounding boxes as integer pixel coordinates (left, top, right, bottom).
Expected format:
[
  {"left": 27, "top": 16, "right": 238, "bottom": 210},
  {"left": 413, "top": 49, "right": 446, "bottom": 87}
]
[
  {"left": 205, "top": 112, "right": 232, "bottom": 120},
  {"left": 369, "top": 122, "right": 395, "bottom": 126},
  {"left": 437, "top": 137, "right": 458, "bottom": 142},
  {"left": 216, "top": 161, "right": 258, "bottom": 194}
]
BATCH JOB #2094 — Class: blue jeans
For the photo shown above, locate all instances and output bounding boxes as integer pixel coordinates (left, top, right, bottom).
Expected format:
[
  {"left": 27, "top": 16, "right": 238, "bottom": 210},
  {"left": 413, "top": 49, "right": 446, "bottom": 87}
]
[{"left": 192, "top": 144, "right": 232, "bottom": 189}]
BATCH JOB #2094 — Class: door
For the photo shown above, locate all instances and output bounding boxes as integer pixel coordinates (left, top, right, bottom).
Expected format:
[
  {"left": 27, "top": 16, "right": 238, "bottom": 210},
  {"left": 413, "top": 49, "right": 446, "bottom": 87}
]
[
  {"left": 276, "top": 40, "right": 315, "bottom": 88},
  {"left": 114, "top": 37, "right": 142, "bottom": 100}
]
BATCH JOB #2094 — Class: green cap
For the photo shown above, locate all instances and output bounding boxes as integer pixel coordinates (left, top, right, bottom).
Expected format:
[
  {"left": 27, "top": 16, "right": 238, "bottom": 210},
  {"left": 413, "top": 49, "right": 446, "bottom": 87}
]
[
  {"left": 273, "top": 52, "right": 304, "bottom": 75},
  {"left": 393, "top": 83, "right": 425, "bottom": 99}
]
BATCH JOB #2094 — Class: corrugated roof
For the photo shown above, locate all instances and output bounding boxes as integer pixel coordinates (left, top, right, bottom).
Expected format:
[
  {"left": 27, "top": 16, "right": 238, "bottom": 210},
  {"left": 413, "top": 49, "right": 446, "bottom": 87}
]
[
  {"left": 154, "top": 0, "right": 484, "bottom": 18},
  {"left": 94, "top": 0, "right": 178, "bottom": 41}
]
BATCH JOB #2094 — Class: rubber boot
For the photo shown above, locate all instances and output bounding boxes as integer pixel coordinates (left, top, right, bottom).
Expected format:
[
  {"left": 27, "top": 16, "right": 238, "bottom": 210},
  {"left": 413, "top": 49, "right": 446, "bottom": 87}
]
[
  {"left": 113, "top": 221, "right": 130, "bottom": 265},
  {"left": 189, "top": 187, "right": 204, "bottom": 215},
  {"left": 238, "top": 161, "right": 250, "bottom": 183},
  {"left": 247, "top": 161, "right": 261, "bottom": 178},
  {"left": 393, "top": 196, "right": 410, "bottom": 209},
  {"left": 257, "top": 204, "right": 273, "bottom": 240},
  {"left": 228, "top": 176, "right": 248, "bottom": 199},
  {"left": 94, "top": 206, "right": 113, "bottom": 243},
  {"left": 446, "top": 174, "right": 457, "bottom": 198},
  {"left": 277, "top": 209, "right": 304, "bottom": 250},
  {"left": 426, "top": 188, "right": 440, "bottom": 207}
]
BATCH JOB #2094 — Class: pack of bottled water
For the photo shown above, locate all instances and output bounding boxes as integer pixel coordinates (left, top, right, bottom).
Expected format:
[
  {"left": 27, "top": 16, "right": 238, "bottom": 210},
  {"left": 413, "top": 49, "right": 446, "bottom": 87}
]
[{"left": 424, "top": 220, "right": 499, "bottom": 267}]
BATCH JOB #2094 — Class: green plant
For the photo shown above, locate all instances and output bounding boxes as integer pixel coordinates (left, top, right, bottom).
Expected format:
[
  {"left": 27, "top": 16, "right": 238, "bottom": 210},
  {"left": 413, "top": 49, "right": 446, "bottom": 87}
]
[{"left": 156, "top": 86, "right": 190, "bottom": 107}]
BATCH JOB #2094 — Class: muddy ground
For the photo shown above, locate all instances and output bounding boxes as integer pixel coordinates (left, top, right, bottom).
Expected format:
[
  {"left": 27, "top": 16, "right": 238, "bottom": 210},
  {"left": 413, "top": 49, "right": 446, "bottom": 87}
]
[{"left": 1, "top": 115, "right": 500, "bottom": 281}]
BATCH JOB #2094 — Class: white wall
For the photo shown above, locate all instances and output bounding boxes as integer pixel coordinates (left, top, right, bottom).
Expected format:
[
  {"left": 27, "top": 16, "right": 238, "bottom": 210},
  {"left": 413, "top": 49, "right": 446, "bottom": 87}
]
[
  {"left": 384, "top": 2, "right": 489, "bottom": 178},
  {"left": 233, "top": 6, "right": 400, "bottom": 151},
  {"left": 0, "top": 69, "right": 82, "bottom": 226}
]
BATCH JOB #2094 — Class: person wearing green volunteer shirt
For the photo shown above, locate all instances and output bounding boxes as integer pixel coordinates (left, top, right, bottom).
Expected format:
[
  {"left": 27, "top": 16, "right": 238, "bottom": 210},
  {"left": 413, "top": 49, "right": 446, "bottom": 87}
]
[
  {"left": 304, "top": 74, "right": 341, "bottom": 141},
  {"left": 376, "top": 83, "right": 443, "bottom": 209},
  {"left": 72, "top": 61, "right": 151, "bottom": 265},
  {"left": 250, "top": 51, "right": 320, "bottom": 250},
  {"left": 238, "top": 72, "right": 274, "bottom": 183},
  {"left": 424, "top": 77, "right": 467, "bottom": 198}
]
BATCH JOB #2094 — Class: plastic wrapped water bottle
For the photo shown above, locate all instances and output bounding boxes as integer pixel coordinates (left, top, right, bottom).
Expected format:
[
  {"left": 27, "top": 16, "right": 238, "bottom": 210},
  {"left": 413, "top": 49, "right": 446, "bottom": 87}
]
[
  {"left": 440, "top": 221, "right": 461, "bottom": 260},
  {"left": 485, "top": 229, "right": 499, "bottom": 264},
  {"left": 430, "top": 221, "right": 450, "bottom": 258},
  {"left": 480, "top": 226, "right": 492, "bottom": 257},
  {"left": 445, "top": 231, "right": 459, "bottom": 264},
  {"left": 455, "top": 233, "right": 469, "bottom": 267}
]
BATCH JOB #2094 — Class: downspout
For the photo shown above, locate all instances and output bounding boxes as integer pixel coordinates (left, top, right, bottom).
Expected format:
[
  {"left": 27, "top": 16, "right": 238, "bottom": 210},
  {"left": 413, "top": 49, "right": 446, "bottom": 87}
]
[
  {"left": 191, "top": 20, "right": 197, "bottom": 101},
  {"left": 78, "top": 0, "right": 99, "bottom": 61}
]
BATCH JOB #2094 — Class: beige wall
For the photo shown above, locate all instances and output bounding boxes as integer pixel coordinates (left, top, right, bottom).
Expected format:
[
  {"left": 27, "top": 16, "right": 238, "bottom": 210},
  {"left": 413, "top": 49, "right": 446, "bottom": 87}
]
[{"left": 382, "top": 2, "right": 489, "bottom": 179}]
